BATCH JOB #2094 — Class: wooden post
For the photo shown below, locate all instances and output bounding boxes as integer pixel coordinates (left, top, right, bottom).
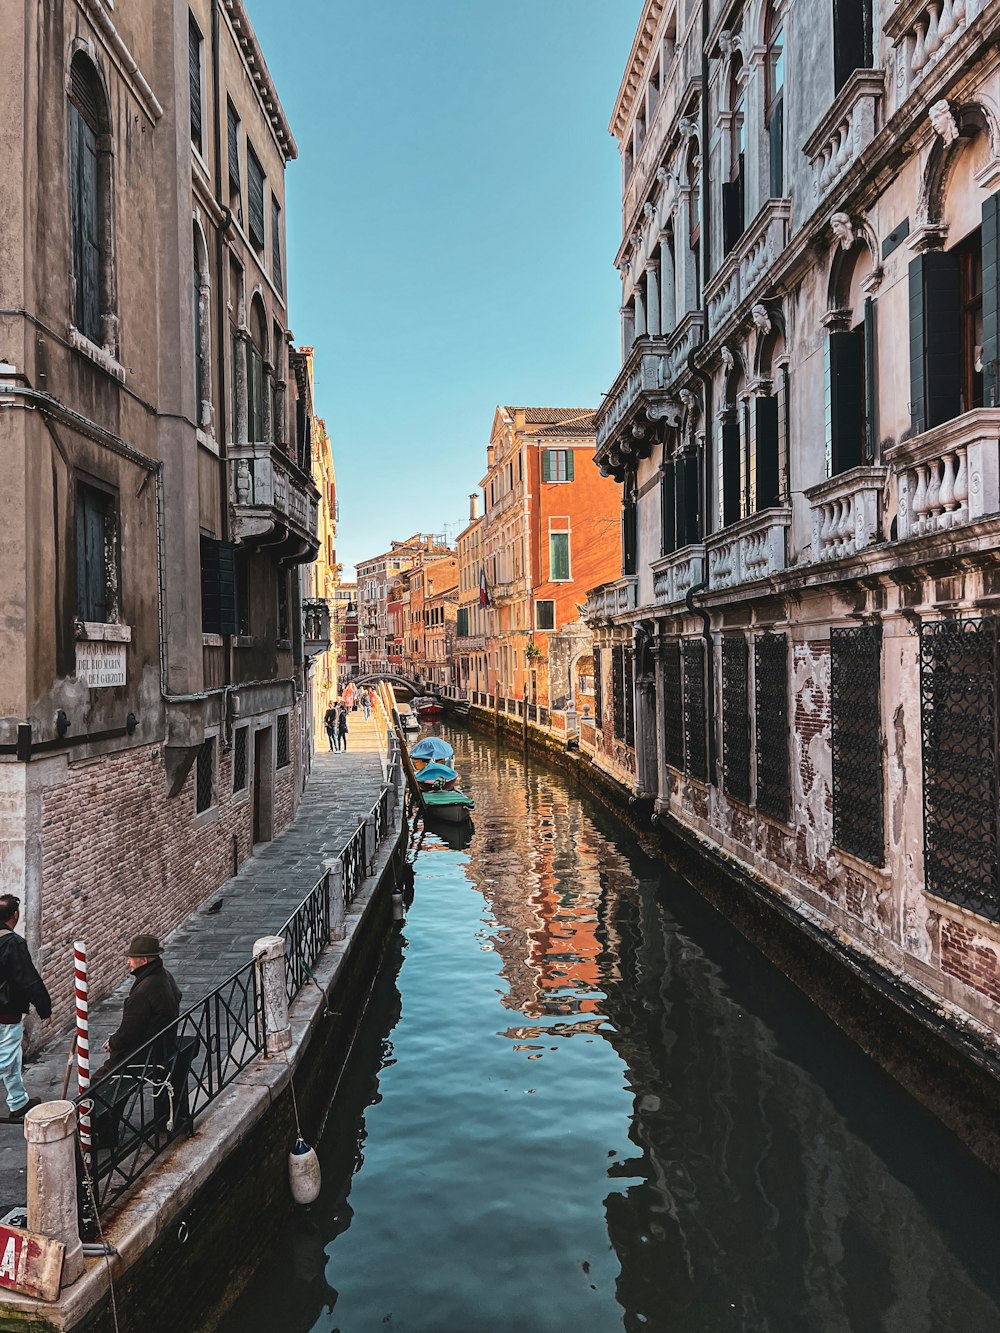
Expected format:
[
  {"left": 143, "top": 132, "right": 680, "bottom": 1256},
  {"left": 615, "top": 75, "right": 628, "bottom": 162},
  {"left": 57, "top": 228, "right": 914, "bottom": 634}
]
[
  {"left": 523, "top": 685, "right": 529, "bottom": 746},
  {"left": 392, "top": 709, "right": 427, "bottom": 815}
]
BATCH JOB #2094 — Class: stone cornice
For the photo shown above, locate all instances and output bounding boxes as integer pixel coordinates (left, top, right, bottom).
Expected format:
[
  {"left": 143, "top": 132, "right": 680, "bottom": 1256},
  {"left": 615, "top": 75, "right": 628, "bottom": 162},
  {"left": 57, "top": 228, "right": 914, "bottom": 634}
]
[
  {"left": 610, "top": 0, "right": 668, "bottom": 141},
  {"left": 223, "top": 0, "right": 298, "bottom": 162}
]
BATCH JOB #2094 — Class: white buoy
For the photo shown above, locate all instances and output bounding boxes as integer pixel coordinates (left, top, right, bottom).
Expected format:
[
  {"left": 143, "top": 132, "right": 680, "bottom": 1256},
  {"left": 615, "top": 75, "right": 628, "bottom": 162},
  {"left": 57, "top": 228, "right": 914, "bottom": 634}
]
[
  {"left": 289, "top": 1138, "right": 321, "bottom": 1205},
  {"left": 392, "top": 889, "right": 404, "bottom": 921}
]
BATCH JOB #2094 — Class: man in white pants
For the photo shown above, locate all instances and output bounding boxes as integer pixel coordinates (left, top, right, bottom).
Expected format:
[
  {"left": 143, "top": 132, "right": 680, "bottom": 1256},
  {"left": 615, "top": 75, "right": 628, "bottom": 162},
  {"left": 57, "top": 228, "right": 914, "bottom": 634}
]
[{"left": 0, "top": 895, "right": 52, "bottom": 1118}]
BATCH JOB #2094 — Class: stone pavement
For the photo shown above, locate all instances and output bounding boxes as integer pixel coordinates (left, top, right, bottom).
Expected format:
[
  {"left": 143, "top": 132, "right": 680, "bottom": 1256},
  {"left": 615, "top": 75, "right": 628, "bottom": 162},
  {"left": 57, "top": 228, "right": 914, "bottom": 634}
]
[{"left": 0, "top": 715, "right": 390, "bottom": 1213}]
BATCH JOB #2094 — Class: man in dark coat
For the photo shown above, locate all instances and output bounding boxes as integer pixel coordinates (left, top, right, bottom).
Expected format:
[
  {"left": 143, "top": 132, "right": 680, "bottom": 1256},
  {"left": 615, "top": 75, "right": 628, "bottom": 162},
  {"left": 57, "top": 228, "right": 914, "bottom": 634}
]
[
  {"left": 0, "top": 894, "right": 52, "bottom": 1118},
  {"left": 99, "top": 934, "right": 181, "bottom": 1071}
]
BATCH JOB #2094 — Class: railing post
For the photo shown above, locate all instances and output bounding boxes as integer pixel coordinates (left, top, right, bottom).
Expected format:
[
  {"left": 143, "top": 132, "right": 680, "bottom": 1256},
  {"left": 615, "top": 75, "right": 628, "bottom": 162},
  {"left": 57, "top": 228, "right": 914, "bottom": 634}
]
[
  {"left": 365, "top": 814, "right": 377, "bottom": 872},
  {"left": 253, "top": 936, "right": 291, "bottom": 1056},
  {"left": 327, "top": 859, "right": 346, "bottom": 941},
  {"left": 25, "top": 1101, "right": 85, "bottom": 1286}
]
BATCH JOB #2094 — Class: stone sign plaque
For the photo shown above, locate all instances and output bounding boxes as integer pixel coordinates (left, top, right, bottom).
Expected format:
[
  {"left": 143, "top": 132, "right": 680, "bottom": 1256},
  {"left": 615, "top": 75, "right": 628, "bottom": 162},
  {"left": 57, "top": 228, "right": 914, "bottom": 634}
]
[{"left": 76, "top": 641, "right": 126, "bottom": 688}]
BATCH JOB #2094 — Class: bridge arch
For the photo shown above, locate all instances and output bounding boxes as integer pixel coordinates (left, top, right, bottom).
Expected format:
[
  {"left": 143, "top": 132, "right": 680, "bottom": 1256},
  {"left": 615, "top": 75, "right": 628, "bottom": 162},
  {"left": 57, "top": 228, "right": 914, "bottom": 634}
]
[{"left": 353, "top": 672, "right": 424, "bottom": 696}]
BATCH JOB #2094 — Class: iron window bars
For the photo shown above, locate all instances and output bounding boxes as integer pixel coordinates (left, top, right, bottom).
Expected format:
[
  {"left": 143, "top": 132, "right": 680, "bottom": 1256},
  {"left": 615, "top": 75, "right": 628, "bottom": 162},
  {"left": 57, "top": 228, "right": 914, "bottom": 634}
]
[
  {"left": 722, "top": 636, "right": 751, "bottom": 804},
  {"left": 663, "top": 640, "right": 683, "bottom": 769},
  {"left": 755, "top": 633, "right": 790, "bottom": 823},
  {"left": 831, "top": 624, "right": 884, "bottom": 865},
  {"left": 682, "top": 640, "right": 708, "bottom": 782}
]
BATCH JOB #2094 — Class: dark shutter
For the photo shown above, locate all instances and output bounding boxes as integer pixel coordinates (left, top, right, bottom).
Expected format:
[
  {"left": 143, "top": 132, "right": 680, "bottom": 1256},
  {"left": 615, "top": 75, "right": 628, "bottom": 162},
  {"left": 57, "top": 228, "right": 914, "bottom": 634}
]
[
  {"left": 247, "top": 144, "right": 265, "bottom": 249},
  {"left": 188, "top": 16, "right": 203, "bottom": 148},
  {"left": 660, "top": 460, "right": 676, "bottom": 556},
  {"left": 76, "top": 489, "right": 108, "bottom": 622},
  {"left": 768, "top": 96, "right": 784, "bottom": 199},
  {"left": 755, "top": 395, "right": 780, "bottom": 510},
  {"left": 593, "top": 647, "right": 603, "bottom": 729},
  {"left": 565, "top": 451, "right": 574, "bottom": 482},
  {"left": 829, "top": 330, "right": 864, "bottom": 474},
  {"left": 227, "top": 100, "right": 241, "bottom": 189},
  {"left": 677, "top": 450, "right": 701, "bottom": 545},
  {"left": 70, "top": 104, "right": 101, "bottom": 343},
  {"left": 622, "top": 489, "right": 637, "bottom": 574},
  {"left": 541, "top": 450, "right": 551, "bottom": 483},
  {"left": 981, "top": 192, "right": 1000, "bottom": 407},
  {"left": 200, "top": 536, "right": 237, "bottom": 635},
  {"left": 722, "top": 179, "right": 742, "bottom": 257},
  {"left": 271, "top": 198, "right": 283, "bottom": 295},
  {"left": 863, "top": 298, "right": 877, "bottom": 460},
  {"left": 910, "top": 250, "right": 961, "bottom": 433},
  {"left": 722, "top": 419, "right": 741, "bottom": 526},
  {"left": 834, "top": 0, "right": 873, "bottom": 93}
]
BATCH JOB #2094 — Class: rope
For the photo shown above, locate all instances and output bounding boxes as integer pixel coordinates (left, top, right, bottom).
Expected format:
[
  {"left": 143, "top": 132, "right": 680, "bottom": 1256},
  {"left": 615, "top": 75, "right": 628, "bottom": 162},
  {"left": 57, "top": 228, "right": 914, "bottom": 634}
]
[{"left": 79, "top": 1148, "right": 120, "bottom": 1333}]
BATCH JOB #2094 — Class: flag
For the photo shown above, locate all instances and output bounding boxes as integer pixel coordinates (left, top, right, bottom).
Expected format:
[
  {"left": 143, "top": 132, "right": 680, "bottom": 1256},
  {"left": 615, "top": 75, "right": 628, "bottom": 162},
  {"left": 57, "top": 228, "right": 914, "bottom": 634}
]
[{"left": 479, "top": 566, "right": 491, "bottom": 609}]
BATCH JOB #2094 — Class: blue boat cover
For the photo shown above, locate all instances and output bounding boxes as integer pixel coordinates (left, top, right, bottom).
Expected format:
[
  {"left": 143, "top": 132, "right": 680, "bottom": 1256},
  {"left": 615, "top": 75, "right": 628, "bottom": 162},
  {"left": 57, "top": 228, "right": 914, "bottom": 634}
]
[
  {"left": 416, "top": 762, "right": 457, "bottom": 785},
  {"left": 410, "top": 737, "right": 454, "bottom": 762}
]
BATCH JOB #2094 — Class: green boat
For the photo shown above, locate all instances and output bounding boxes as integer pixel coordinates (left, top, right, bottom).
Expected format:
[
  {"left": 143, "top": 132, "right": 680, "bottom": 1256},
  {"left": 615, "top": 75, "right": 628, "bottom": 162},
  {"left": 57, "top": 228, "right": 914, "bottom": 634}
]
[{"left": 423, "top": 788, "right": 475, "bottom": 824}]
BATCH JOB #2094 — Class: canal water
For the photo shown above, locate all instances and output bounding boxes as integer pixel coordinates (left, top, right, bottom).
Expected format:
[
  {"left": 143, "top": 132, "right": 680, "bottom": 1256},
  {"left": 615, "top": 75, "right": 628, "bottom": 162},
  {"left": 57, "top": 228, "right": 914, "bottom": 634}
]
[{"left": 220, "top": 726, "right": 1000, "bottom": 1333}]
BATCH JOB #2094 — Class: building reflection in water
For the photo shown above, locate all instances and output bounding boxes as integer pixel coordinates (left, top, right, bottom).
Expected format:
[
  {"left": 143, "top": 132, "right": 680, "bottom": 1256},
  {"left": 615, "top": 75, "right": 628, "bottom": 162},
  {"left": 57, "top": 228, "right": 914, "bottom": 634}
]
[{"left": 456, "top": 731, "right": 1000, "bottom": 1330}]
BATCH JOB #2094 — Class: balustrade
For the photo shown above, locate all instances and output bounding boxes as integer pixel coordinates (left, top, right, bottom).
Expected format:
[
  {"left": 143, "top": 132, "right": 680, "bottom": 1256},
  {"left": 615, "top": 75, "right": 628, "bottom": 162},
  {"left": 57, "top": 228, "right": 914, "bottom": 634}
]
[
  {"left": 805, "top": 467, "right": 886, "bottom": 562},
  {"left": 652, "top": 544, "right": 705, "bottom": 607},
  {"left": 585, "top": 576, "right": 638, "bottom": 623},
  {"left": 705, "top": 201, "right": 790, "bottom": 338},
  {"left": 887, "top": 0, "right": 982, "bottom": 106},
  {"left": 888, "top": 409, "right": 1000, "bottom": 541},
  {"left": 803, "top": 72, "right": 883, "bottom": 203},
  {"left": 705, "top": 509, "right": 791, "bottom": 592}
]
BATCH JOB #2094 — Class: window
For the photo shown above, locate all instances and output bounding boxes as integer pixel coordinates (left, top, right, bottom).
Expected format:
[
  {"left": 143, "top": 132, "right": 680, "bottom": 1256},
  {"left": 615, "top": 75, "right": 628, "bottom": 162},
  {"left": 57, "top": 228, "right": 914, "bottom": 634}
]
[
  {"left": 542, "top": 450, "right": 574, "bottom": 483},
  {"left": 549, "top": 532, "right": 570, "bottom": 581},
  {"left": 276, "top": 713, "right": 290, "bottom": 768},
  {"left": 765, "top": 6, "right": 784, "bottom": 199},
  {"left": 457, "top": 607, "right": 469, "bottom": 637},
  {"left": 535, "top": 600, "right": 555, "bottom": 631},
  {"left": 833, "top": 0, "right": 874, "bottom": 95},
  {"left": 722, "top": 61, "right": 746, "bottom": 256},
  {"left": 831, "top": 625, "right": 884, "bottom": 865},
  {"left": 722, "top": 636, "right": 750, "bottom": 803},
  {"left": 200, "top": 536, "right": 237, "bottom": 635},
  {"left": 247, "top": 142, "right": 266, "bottom": 252},
  {"left": 687, "top": 147, "right": 701, "bottom": 309},
  {"left": 662, "top": 640, "right": 683, "bottom": 767},
  {"left": 233, "top": 726, "right": 248, "bottom": 793},
  {"left": 271, "top": 198, "right": 283, "bottom": 296},
  {"left": 227, "top": 100, "right": 242, "bottom": 211},
  {"left": 276, "top": 571, "right": 289, "bottom": 641},
  {"left": 76, "top": 481, "right": 119, "bottom": 623},
  {"left": 959, "top": 229, "right": 984, "bottom": 414},
  {"left": 754, "top": 634, "right": 790, "bottom": 823},
  {"left": 196, "top": 737, "right": 215, "bottom": 813},
  {"left": 248, "top": 296, "right": 267, "bottom": 442},
  {"left": 188, "top": 14, "right": 203, "bottom": 154},
  {"left": 623, "top": 476, "right": 637, "bottom": 574},
  {"left": 593, "top": 648, "right": 603, "bottom": 728},
  {"left": 682, "top": 641, "right": 707, "bottom": 779},
  {"left": 68, "top": 53, "right": 112, "bottom": 348}
]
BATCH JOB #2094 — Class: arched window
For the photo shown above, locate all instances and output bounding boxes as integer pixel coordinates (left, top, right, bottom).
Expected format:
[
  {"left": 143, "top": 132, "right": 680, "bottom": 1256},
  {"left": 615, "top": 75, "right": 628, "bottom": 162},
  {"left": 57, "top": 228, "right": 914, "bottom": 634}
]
[
  {"left": 756, "top": 328, "right": 788, "bottom": 508},
  {"left": 765, "top": 6, "right": 785, "bottom": 198},
  {"left": 722, "top": 60, "right": 746, "bottom": 255},
  {"left": 827, "top": 245, "right": 876, "bottom": 474},
  {"left": 193, "top": 223, "right": 212, "bottom": 432},
  {"left": 248, "top": 296, "right": 268, "bottom": 443},
  {"left": 68, "top": 52, "right": 114, "bottom": 349}
]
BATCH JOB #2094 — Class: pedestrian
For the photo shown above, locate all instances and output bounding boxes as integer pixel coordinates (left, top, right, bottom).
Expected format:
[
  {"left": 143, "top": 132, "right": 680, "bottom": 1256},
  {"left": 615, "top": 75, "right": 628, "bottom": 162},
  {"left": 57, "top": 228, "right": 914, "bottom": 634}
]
[
  {"left": 337, "top": 704, "right": 350, "bottom": 752},
  {"left": 361, "top": 689, "right": 371, "bottom": 721},
  {"left": 323, "top": 702, "right": 337, "bottom": 752},
  {"left": 0, "top": 894, "right": 52, "bottom": 1119},
  {"left": 96, "top": 935, "right": 181, "bottom": 1075}
]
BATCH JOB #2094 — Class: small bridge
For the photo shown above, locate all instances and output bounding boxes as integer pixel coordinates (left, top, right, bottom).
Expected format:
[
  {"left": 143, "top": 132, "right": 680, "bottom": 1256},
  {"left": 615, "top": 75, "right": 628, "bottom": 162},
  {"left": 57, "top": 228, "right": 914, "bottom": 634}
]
[{"left": 354, "top": 673, "right": 425, "bottom": 696}]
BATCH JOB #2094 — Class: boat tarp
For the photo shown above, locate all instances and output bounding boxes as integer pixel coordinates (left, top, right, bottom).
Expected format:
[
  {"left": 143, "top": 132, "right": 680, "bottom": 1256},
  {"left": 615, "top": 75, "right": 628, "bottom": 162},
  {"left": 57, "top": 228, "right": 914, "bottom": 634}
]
[{"left": 410, "top": 737, "right": 455, "bottom": 762}]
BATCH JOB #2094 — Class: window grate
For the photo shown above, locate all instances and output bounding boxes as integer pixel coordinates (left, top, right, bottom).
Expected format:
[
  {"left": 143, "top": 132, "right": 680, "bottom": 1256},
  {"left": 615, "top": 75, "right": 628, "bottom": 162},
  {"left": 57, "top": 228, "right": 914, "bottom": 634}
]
[
  {"left": 593, "top": 649, "right": 603, "bottom": 729},
  {"left": 612, "top": 646, "right": 624, "bottom": 740},
  {"left": 196, "top": 737, "right": 214, "bottom": 814},
  {"left": 831, "top": 624, "right": 884, "bottom": 865},
  {"left": 920, "top": 617, "right": 998, "bottom": 918},
  {"left": 755, "top": 633, "right": 789, "bottom": 822},
  {"left": 722, "top": 636, "right": 750, "bottom": 803},
  {"left": 624, "top": 648, "right": 635, "bottom": 748},
  {"left": 233, "top": 727, "right": 248, "bottom": 793},
  {"left": 276, "top": 713, "right": 290, "bottom": 769},
  {"left": 683, "top": 640, "right": 707, "bottom": 781},
  {"left": 663, "top": 640, "right": 683, "bottom": 769}
]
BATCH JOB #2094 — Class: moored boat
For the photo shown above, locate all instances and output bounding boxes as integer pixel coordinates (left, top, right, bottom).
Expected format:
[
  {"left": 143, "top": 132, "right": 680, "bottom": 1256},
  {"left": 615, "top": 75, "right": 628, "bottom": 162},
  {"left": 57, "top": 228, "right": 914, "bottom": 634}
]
[
  {"left": 415, "top": 761, "right": 459, "bottom": 792},
  {"left": 413, "top": 695, "right": 444, "bottom": 719},
  {"left": 423, "top": 789, "right": 476, "bottom": 823},
  {"left": 410, "top": 736, "right": 454, "bottom": 772}
]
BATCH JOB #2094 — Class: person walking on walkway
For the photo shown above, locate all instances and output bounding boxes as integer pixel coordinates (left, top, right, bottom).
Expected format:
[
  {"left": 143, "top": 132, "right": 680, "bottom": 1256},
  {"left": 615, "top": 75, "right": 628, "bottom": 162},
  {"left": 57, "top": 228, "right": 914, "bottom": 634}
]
[
  {"left": 337, "top": 704, "right": 350, "bottom": 752},
  {"left": 97, "top": 935, "right": 181, "bottom": 1074},
  {"left": 0, "top": 894, "right": 51, "bottom": 1119},
  {"left": 361, "top": 689, "right": 371, "bottom": 721},
  {"left": 323, "top": 702, "right": 338, "bottom": 752}
]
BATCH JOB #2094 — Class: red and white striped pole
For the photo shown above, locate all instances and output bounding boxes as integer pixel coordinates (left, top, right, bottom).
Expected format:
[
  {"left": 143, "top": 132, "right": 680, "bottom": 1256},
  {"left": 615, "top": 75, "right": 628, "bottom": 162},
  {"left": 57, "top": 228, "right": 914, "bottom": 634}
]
[{"left": 74, "top": 941, "right": 90, "bottom": 1163}]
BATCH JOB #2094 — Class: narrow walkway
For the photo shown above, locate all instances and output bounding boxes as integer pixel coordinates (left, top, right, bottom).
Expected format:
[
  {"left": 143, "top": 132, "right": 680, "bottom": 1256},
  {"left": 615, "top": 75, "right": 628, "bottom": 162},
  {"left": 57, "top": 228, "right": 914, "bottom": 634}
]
[{"left": 0, "top": 716, "right": 389, "bottom": 1212}]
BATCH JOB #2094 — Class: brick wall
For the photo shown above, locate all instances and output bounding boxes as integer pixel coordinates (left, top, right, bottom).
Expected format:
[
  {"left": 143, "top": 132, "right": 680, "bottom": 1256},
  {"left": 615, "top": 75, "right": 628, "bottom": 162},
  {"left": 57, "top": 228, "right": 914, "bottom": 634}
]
[
  {"left": 38, "top": 701, "right": 306, "bottom": 1024},
  {"left": 940, "top": 917, "right": 1000, "bottom": 1007}
]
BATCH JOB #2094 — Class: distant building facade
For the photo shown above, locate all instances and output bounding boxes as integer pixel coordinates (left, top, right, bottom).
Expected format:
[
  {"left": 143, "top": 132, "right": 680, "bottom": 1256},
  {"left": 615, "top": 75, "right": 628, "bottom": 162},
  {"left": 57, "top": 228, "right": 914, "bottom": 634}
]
[
  {"left": 356, "top": 535, "right": 450, "bottom": 677},
  {"left": 0, "top": 0, "right": 318, "bottom": 1018},
  {"left": 455, "top": 496, "right": 488, "bottom": 695},
  {"left": 587, "top": 0, "right": 1000, "bottom": 1039}
]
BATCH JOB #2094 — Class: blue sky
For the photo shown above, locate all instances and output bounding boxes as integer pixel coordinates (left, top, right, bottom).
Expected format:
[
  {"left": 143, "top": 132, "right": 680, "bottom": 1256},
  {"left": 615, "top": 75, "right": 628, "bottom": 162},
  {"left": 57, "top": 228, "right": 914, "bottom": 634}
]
[{"left": 245, "top": 0, "right": 636, "bottom": 579}]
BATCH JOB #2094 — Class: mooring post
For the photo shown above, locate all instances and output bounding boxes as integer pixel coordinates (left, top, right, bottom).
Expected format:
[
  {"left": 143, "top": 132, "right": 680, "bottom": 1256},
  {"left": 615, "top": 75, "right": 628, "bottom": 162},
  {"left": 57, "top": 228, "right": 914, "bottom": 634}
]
[
  {"left": 327, "top": 859, "right": 346, "bottom": 941},
  {"left": 253, "top": 936, "right": 292, "bottom": 1055},
  {"left": 25, "top": 1101, "right": 85, "bottom": 1286}
]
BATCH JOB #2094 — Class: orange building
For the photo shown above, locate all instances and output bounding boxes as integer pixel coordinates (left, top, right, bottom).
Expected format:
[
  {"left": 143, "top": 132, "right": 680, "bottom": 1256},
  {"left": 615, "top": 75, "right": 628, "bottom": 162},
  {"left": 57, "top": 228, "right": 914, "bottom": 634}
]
[{"left": 480, "top": 407, "right": 621, "bottom": 711}]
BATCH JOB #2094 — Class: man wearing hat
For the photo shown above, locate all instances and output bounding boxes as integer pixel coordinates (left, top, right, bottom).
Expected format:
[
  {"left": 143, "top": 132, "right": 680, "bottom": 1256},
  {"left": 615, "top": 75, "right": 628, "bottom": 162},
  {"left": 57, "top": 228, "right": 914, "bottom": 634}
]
[{"left": 99, "top": 935, "right": 181, "bottom": 1070}]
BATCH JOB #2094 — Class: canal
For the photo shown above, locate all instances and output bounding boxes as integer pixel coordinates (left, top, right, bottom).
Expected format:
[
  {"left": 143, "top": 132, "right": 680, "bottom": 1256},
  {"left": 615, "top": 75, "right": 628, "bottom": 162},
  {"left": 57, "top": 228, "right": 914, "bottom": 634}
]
[{"left": 220, "top": 725, "right": 1000, "bottom": 1332}]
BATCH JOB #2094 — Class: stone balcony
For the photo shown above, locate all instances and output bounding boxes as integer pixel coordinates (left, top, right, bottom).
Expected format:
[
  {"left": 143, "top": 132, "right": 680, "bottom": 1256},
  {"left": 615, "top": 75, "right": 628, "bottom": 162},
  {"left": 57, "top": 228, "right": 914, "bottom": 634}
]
[
  {"left": 457, "top": 633, "right": 487, "bottom": 652},
  {"left": 303, "top": 599, "right": 332, "bottom": 658},
  {"left": 652, "top": 544, "right": 705, "bottom": 608},
  {"left": 585, "top": 576, "right": 638, "bottom": 623},
  {"left": 887, "top": 408, "right": 1000, "bottom": 541},
  {"left": 705, "top": 507, "right": 792, "bottom": 592},
  {"left": 802, "top": 70, "right": 884, "bottom": 206},
  {"left": 705, "top": 200, "right": 791, "bottom": 338},
  {"left": 804, "top": 466, "right": 887, "bottom": 562},
  {"left": 230, "top": 444, "right": 320, "bottom": 564},
  {"left": 885, "top": 0, "right": 987, "bottom": 110},
  {"left": 490, "top": 575, "right": 529, "bottom": 604}
]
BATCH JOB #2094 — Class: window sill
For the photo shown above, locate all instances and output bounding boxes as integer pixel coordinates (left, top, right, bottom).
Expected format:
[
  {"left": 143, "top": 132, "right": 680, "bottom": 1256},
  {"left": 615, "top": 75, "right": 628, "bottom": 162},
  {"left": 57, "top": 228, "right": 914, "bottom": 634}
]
[
  {"left": 68, "top": 327, "right": 125, "bottom": 383},
  {"left": 75, "top": 622, "right": 132, "bottom": 643},
  {"left": 202, "top": 633, "right": 224, "bottom": 648},
  {"left": 196, "top": 429, "right": 219, "bottom": 455}
]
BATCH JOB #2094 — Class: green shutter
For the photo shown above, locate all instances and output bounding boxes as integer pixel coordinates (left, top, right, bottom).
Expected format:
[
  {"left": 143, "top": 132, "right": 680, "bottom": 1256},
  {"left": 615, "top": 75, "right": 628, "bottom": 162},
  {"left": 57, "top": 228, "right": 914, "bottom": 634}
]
[
  {"left": 660, "top": 461, "right": 676, "bottom": 556},
  {"left": 189, "top": 17, "right": 203, "bottom": 146},
  {"left": 863, "top": 298, "right": 877, "bottom": 460},
  {"left": 910, "top": 250, "right": 961, "bottom": 432},
  {"left": 227, "top": 101, "right": 241, "bottom": 188},
  {"left": 247, "top": 145, "right": 265, "bottom": 249},
  {"left": 829, "top": 330, "right": 864, "bottom": 474},
  {"left": 755, "top": 395, "right": 780, "bottom": 509},
  {"left": 550, "top": 533, "right": 570, "bottom": 580},
  {"left": 566, "top": 451, "right": 574, "bottom": 482},
  {"left": 542, "top": 450, "right": 551, "bottom": 482},
  {"left": 982, "top": 193, "right": 1000, "bottom": 407},
  {"left": 722, "top": 419, "right": 741, "bottom": 526}
]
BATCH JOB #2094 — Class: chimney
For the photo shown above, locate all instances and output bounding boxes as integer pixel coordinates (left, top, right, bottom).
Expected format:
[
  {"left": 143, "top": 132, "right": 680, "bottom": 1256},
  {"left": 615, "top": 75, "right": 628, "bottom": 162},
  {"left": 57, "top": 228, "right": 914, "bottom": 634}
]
[{"left": 469, "top": 493, "right": 480, "bottom": 521}]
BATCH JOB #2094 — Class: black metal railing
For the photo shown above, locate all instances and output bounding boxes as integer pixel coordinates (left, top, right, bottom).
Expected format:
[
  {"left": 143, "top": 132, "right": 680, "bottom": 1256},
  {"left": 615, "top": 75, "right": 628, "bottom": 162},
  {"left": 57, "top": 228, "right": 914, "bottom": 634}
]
[
  {"left": 282, "top": 870, "right": 332, "bottom": 1003},
  {"left": 341, "top": 817, "right": 368, "bottom": 906},
  {"left": 79, "top": 960, "right": 264, "bottom": 1213},
  {"left": 539, "top": 706, "right": 550, "bottom": 726},
  {"left": 528, "top": 703, "right": 538, "bottom": 723}
]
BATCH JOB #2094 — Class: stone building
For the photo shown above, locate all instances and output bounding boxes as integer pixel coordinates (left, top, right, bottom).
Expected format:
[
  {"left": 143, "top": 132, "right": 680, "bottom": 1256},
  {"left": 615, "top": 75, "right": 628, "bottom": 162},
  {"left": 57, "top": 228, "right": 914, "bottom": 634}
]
[
  {"left": 356, "top": 534, "right": 450, "bottom": 677},
  {"left": 479, "top": 406, "right": 620, "bottom": 720},
  {"left": 455, "top": 495, "right": 488, "bottom": 695},
  {"left": 587, "top": 0, "right": 1000, "bottom": 1039},
  {"left": 0, "top": 0, "right": 318, "bottom": 1019}
]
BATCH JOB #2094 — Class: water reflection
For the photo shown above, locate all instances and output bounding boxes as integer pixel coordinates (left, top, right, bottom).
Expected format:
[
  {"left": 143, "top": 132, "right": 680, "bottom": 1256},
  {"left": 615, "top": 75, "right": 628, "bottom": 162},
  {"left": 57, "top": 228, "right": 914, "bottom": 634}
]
[{"left": 220, "top": 728, "right": 1000, "bottom": 1333}]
